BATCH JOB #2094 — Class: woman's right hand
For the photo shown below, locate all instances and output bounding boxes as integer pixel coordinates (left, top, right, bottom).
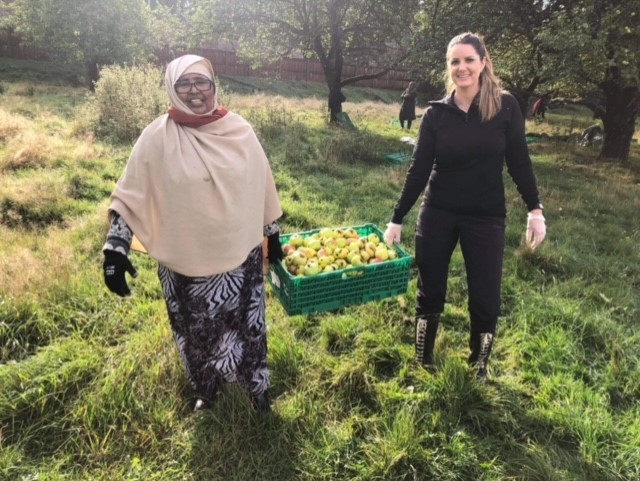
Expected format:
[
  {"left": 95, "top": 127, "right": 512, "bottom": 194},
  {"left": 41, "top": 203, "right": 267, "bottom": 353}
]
[
  {"left": 384, "top": 222, "right": 403, "bottom": 246},
  {"left": 103, "top": 250, "right": 138, "bottom": 297}
]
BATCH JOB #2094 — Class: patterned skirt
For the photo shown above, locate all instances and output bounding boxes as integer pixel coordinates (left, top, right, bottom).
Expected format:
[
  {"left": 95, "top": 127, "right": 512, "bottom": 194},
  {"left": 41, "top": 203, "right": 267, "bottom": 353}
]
[{"left": 158, "top": 244, "right": 268, "bottom": 402}]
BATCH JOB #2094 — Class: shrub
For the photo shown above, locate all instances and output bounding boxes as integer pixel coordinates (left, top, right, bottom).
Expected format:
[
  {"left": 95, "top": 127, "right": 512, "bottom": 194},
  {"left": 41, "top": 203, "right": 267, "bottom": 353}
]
[
  {"left": 323, "top": 127, "right": 386, "bottom": 165},
  {"left": 89, "top": 63, "right": 166, "bottom": 143}
]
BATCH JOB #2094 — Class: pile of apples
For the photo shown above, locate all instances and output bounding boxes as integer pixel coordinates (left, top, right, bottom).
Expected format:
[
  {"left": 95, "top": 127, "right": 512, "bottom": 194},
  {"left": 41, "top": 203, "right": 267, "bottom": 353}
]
[{"left": 281, "top": 227, "right": 399, "bottom": 277}]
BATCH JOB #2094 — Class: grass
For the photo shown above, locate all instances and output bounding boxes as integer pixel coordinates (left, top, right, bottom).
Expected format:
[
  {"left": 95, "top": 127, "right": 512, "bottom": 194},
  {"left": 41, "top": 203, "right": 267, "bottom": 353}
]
[{"left": 1, "top": 58, "right": 639, "bottom": 481}]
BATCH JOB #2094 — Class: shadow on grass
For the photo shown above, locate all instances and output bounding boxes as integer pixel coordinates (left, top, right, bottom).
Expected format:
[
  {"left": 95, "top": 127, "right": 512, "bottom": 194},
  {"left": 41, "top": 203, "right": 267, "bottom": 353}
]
[{"left": 187, "top": 387, "right": 298, "bottom": 480}]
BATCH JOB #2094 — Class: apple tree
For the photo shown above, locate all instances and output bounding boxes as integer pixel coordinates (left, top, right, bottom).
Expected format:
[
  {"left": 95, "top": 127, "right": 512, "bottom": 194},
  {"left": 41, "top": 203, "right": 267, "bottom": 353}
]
[
  {"left": 412, "top": 0, "right": 638, "bottom": 163},
  {"left": 9, "top": 0, "right": 155, "bottom": 89},
  {"left": 537, "top": 0, "right": 640, "bottom": 163},
  {"left": 408, "top": 0, "right": 566, "bottom": 118},
  {"left": 191, "top": 0, "right": 423, "bottom": 123}
]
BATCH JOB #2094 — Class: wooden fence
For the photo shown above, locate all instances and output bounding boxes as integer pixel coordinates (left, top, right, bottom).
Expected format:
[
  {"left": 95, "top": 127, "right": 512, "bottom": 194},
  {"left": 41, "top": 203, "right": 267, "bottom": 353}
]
[
  {"left": 158, "top": 47, "right": 411, "bottom": 90},
  {"left": 0, "top": 32, "right": 411, "bottom": 90}
]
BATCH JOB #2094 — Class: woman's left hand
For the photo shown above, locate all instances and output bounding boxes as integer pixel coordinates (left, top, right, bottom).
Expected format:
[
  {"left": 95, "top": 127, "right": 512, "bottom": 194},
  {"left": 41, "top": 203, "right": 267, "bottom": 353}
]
[
  {"left": 267, "top": 232, "right": 284, "bottom": 263},
  {"left": 526, "top": 211, "right": 546, "bottom": 250}
]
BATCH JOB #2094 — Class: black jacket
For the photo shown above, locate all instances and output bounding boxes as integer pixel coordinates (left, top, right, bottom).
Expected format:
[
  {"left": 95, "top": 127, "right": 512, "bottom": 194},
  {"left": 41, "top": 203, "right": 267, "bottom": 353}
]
[{"left": 392, "top": 92, "right": 540, "bottom": 222}]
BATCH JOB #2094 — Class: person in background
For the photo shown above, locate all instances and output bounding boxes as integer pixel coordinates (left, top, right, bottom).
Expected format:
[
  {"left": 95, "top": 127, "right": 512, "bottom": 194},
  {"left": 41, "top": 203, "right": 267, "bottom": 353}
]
[
  {"left": 399, "top": 81, "right": 418, "bottom": 129},
  {"left": 531, "top": 96, "right": 547, "bottom": 119},
  {"left": 102, "top": 54, "right": 283, "bottom": 412},
  {"left": 384, "top": 33, "right": 546, "bottom": 379}
]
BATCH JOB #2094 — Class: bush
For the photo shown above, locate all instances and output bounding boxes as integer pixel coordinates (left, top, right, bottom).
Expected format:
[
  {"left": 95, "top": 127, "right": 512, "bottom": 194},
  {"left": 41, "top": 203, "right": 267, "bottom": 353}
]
[
  {"left": 323, "top": 127, "right": 386, "bottom": 165},
  {"left": 89, "top": 64, "right": 166, "bottom": 143}
]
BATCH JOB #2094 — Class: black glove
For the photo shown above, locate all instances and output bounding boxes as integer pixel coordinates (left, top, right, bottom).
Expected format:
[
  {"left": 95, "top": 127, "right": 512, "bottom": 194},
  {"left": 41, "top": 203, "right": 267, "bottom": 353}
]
[
  {"left": 103, "top": 250, "right": 138, "bottom": 297},
  {"left": 267, "top": 232, "right": 284, "bottom": 264}
]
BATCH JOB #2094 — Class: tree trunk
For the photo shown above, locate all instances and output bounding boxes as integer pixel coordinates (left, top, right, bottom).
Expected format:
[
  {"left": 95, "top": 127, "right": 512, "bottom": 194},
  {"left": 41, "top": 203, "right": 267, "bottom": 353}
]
[
  {"left": 598, "top": 82, "right": 639, "bottom": 163},
  {"left": 86, "top": 60, "right": 100, "bottom": 92},
  {"left": 510, "top": 90, "right": 531, "bottom": 120},
  {"left": 328, "top": 83, "right": 345, "bottom": 123}
]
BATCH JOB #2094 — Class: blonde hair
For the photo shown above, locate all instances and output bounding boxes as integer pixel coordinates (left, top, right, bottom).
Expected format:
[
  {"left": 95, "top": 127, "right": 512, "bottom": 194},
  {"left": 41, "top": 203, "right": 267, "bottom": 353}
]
[{"left": 445, "top": 32, "right": 503, "bottom": 121}]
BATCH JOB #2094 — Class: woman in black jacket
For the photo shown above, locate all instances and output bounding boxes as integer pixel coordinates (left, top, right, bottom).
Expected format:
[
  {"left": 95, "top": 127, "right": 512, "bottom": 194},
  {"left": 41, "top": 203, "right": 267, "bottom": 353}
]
[{"left": 384, "top": 33, "right": 546, "bottom": 379}]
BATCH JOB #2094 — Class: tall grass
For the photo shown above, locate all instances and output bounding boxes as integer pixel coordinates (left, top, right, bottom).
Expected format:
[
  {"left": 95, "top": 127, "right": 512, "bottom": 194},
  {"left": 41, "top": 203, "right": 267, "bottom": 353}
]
[{"left": 1, "top": 61, "right": 639, "bottom": 480}]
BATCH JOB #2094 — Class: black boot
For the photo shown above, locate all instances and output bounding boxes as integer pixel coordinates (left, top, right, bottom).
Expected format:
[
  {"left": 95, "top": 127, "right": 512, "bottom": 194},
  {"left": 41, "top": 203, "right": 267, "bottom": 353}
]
[
  {"left": 415, "top": 314, "right": 440, "bottom": 369},
  {"left": 469, "top": 332, "right": 494, "bottom": 380},
  {"left": 252, "top": 390, "right": 271, "bottom": 413}
]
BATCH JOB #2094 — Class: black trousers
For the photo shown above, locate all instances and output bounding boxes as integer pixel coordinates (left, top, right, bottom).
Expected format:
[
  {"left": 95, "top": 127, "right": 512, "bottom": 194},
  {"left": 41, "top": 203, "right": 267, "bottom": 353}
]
[{"left": 415, "top": 205, "right": 505, "bottom": 335}]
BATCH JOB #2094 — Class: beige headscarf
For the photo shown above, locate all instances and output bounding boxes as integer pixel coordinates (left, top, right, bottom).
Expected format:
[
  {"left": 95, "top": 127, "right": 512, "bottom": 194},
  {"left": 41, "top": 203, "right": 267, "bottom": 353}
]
[{"left": 109, "top": 55, "right": 282, "bottom": 276}]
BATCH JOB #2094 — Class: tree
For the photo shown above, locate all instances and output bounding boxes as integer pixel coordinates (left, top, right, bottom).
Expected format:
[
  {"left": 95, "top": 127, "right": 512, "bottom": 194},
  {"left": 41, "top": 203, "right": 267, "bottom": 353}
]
[
  {"left": 410, "top": 0, "right": 563, "bottom": 118},
  {"left": 411, "top": 0, "right": 638, "bottom": 163},
  {"left": 9, "top": 0, "right": 156, "bottom": 89},
  {"left": 537, "top": 0, "right": 640, "bottom": 162},
  {"left": 192, "top": 0, "right": 422, "bottom": 122}
]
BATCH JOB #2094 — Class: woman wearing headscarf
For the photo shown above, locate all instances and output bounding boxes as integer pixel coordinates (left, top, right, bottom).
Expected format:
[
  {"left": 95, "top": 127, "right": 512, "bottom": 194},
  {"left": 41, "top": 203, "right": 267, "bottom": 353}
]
[
  {"left": 102, "top": 55, "right": 283, "bottom": 412},
  {"left": 399, "top": 81, "right": 418, "bottom": 129}
]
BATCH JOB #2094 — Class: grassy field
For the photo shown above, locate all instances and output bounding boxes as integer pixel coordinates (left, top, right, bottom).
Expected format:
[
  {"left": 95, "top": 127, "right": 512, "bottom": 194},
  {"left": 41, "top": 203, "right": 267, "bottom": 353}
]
[{"left": 1, "top": 59, "right": 639, "bottom": 481}]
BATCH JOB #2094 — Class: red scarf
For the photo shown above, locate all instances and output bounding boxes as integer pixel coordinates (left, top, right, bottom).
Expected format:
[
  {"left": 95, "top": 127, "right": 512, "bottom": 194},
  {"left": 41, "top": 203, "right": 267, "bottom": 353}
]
[{"left": 167, "top": 106, "right": 229, "bottom": 127}]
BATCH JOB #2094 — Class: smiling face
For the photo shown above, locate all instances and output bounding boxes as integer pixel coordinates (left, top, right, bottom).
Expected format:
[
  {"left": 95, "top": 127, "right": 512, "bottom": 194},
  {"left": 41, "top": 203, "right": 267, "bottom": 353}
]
[
  {"left": 447, "top": 43, "right": 486, "bottom": 94},
  {"left": 175, "top": 73, "right": 216, "bottom": 114}
]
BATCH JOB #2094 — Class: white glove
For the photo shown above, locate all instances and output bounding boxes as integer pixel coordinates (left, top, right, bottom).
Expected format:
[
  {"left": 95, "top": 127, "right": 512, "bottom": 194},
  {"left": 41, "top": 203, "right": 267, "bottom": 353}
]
[
  {"left": 384, "top": 222, "right": 402, "bottom": 246},
  {"left": 526, "top": 212, "right": 546, "bottom": 250}
]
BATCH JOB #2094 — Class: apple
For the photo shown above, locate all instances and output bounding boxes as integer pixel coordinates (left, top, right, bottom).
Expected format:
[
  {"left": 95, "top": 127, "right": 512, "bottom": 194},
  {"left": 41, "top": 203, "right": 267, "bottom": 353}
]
[
  {"left": 318, "top": 256, "right": 332, "bottom": 268},
  {"left": 348, "top": 241, "right": 362, "bottom": 252},
  {"left": 307, "top": 238, "right": 322, "bottom": 250},
  {"left": 319, "top": 227, "right": 335, "bottom": 239},
  {"left": 304, "top": 261, "right": 322, "bottom": 276},
  {"left": 300, "top": 247, "right": 317, "bottom": 258},
  {"left": 335, "top": 259, "right": 348, "bottom": 269},
  {"left": 367, "top": 233, "right": 380, "bottom": 244},
  {"left": 289, "top": 234, "right": 304, "bottom": 247},
  {"left": 350, "top": 255, "right": 363, "bottom": 266},
  {"left": 290, "top": 251, "right": 307, "bottom": 266},
  {"left": 283, "top": 244, "right": 295, "bottom": 256},
  {"left": 374, "top": 246, "right": 389, "bottom": 261}
]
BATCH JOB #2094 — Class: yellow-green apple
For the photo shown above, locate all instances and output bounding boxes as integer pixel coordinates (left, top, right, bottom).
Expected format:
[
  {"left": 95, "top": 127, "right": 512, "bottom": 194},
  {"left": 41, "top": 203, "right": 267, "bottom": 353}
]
[
  {"left": 374, "top": 245, "right": 389, "bottom": 261},
  {"left": 289, "top": 234, "right": 304, "bottom": 247},
  {"left": 367, "top": 233, "right": 380, "bottom": 244},
  {"left": 290, "top": 251, "right": 307, "bottom": 266},
  {"left": 304, "top": 261, "right": 322, "bottom": 276},
  {"left": 350, "top": 254, "right": 363, "bottom": 266}
]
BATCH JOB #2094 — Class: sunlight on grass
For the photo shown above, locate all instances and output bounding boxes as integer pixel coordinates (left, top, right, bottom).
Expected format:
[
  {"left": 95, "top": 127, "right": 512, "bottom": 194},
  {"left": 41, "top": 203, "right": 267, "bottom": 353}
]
[{"left": 0, "top": 69, "right": 639, "bottom": 481}]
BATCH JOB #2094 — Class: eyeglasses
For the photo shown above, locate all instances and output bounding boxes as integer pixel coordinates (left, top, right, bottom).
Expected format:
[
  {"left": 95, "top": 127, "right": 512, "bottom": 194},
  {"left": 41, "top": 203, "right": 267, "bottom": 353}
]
[{"left": 174, "top": 79, "right": 214, "bottom": 94}]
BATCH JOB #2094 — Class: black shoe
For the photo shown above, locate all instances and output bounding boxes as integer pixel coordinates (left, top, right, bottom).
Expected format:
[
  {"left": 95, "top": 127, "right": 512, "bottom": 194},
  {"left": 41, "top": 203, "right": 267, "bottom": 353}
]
[
  {"left": 469, "top": 332, "right": 494, "bottom": 380},
  {"left": 252, "top": 391, "right": 271, "bottom": 412},
  {"left": 415, "top": 314, "right": 440, "bottom": 369}
]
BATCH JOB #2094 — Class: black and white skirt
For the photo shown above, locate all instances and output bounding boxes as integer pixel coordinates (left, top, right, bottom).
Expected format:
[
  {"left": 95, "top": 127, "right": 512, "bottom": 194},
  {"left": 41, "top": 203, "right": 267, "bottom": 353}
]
[{"left": 158, "top": 244, "right": 268, "bottom": 402}]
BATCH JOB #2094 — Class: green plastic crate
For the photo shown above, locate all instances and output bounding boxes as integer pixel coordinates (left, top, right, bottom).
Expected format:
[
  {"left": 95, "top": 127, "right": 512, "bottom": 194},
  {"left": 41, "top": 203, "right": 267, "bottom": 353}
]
[
  {"left": 385, "top": 152, "right": 412, "bottom": 164},
  {"left": 268, "top": 224, "right": 413, "bottom": 316}
]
